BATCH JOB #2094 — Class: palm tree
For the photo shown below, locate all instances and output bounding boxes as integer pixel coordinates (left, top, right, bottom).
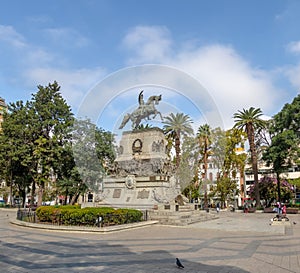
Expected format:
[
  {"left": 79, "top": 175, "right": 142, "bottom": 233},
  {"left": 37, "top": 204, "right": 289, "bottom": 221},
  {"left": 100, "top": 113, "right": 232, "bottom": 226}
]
[
  {"left": 197, "top": 124, "right": 212, "bottom": 209},
  {"left": 163, "top": 113, "right": 194, "bottom": 168},
  {"left": 197, "top": 124, "right": 212, "bottom": 180},
  {"left": 135, "top": 123, "right": 153, "bottom": 130},
  {"left": 233, "top": 107, "right": 266, "bottom": 207}
]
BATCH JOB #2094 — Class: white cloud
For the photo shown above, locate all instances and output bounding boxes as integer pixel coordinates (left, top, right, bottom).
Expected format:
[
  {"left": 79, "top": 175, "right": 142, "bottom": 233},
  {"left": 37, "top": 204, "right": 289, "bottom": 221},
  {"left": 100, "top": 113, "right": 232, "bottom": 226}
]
[
  {"left": 122, "top": 26, "right": 172, "bottom": 64},
  {"left": 285, "top": 64, "right": 300, "bottom": 90},
  {"left": 24, "top": 67, "right": 106, "bottom": 110},
  {"left": 27, "top": 15, "right": 52, "bottom": 24},
  {"left": 121, "top": 26, "right": 281, "bottom": 129},
  {"left": 172, "top": 45, "right": 280, "bottom": 128},
  {"left": 0, "top": 25, "right": 26, "bottom": 48},
  {"left": 25, "top": 48, "right": 56, "bottom": 66},
  {"left": 285, "top": 41, "right": 300, "bottom": 91},
  {"left": 287, "top": 41, "right": 300, "bottom": 54},
  {"left": 44, "top": 27, "right": 90, "bottom": 47},
  {"left": 0, "top": 25, "right": 55, "bottom": 65},
  {"left": 0, "top": 24, "right": 102, "bottom": 110}
]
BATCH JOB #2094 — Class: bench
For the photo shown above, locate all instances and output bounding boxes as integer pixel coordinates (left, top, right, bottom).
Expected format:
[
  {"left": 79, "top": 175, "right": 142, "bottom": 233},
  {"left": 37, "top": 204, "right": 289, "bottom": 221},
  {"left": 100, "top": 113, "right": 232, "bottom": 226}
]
[
  {"left": 286, "top": 208, "right": 299, "bottom": 214},
  {"left": 263, "top": 207, "right": 275, "bottom": 213}
]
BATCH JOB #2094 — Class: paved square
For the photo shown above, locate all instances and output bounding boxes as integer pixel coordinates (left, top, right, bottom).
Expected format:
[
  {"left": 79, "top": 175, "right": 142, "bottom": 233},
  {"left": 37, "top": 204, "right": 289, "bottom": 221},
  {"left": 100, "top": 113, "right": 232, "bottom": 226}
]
[{"left": 1, "top": 209, "right": 299, "bottom": 273}]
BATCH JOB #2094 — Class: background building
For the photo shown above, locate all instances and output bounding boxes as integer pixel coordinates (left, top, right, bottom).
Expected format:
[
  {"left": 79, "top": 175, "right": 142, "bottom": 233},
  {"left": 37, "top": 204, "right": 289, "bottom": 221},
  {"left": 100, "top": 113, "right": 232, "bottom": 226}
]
[{"left": 0, "top": 97, "right": 7, "bottom": 131}]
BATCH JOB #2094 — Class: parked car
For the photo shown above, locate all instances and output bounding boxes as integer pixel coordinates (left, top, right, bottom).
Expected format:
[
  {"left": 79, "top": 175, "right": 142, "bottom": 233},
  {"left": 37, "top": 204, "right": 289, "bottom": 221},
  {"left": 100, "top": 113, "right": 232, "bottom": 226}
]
[{"left": 0, "top": 200, "right": 6, "bottom": 207}]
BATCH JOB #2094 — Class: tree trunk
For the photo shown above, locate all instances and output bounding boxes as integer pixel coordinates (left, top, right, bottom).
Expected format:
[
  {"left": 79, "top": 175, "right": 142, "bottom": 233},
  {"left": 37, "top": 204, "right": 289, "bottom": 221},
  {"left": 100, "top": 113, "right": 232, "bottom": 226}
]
[
  {"left": 21, "top": 190, "right": 26, "bottom": 208},
  {"left": 276, "top": 172, "right": 281, "bottom": 202},
  {"left": 247, "top": 125, "right": 260, "bottom": 207},
  {"left": 30, "top": 180, "right": 36, "bottom": 207},
  {"left": 175, "top": 134, "right": 181, "bottom": 168},
  {"left": 203, "top": 140, "right": 208, "bottom": 180},
  {"left": 239, "top": 166, "right": 245, "bottom": 199},
  {"left": 70, "top": 192, "right": 79, "bottom": 205},
  {"left": 37, "top": 181, "right": 44, "bottom": 207},
  {"left": 64, "top": 188, "right": 68, "bottom": 205}
]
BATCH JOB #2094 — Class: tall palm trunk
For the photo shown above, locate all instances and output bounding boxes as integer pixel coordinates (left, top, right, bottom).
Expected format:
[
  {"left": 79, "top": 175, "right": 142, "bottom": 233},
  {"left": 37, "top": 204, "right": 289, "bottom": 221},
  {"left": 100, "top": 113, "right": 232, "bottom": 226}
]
[
  {"left": 234, "top": 107, "right": 266, "bottom": 208},
  {"left": 203, "top": 140, "right": 208, "bottom": 180},
  {"left": 175, "top": 133, "right": 181, "bottom": 168},
  {"left": 247, "top": 124, "right": 260, "bottom": 207}
]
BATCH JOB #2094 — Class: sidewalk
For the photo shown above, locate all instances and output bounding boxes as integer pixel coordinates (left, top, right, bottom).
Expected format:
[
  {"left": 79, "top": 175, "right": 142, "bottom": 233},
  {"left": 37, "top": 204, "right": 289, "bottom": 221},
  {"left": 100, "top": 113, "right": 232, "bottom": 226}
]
[
  {"left": 10, "top": 209, "right": 289, "bottom": 234},
  {"left": 188, "top": 210, "right": 291, "bottom": 234},
  {"left": 1, "top": 208, "right": 300, "bottom": 273}
]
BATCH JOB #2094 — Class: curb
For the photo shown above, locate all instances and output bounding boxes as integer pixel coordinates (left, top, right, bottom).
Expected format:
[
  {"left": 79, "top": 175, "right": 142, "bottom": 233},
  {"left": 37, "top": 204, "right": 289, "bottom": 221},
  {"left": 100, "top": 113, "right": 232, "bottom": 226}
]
[{"left": 10, "top": 219, "right": 159, "bottom": 233}]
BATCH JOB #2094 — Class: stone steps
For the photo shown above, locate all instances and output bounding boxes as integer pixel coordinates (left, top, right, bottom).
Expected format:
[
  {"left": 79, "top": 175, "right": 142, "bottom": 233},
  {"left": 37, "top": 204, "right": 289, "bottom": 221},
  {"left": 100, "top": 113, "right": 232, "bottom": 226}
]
[{"left": 148, "top": 205, "right": 218, "bottom": 226}]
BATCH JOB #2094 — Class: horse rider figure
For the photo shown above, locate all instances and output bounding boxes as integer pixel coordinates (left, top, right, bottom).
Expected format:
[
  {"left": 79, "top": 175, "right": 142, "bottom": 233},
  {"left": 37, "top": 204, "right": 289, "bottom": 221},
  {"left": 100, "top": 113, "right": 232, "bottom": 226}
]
[
  {"left": 138, "top": 90, "right": 146, "bottom": 117},
  {"left": 118, "top": 91, "right": 163, "bottom": 129}
]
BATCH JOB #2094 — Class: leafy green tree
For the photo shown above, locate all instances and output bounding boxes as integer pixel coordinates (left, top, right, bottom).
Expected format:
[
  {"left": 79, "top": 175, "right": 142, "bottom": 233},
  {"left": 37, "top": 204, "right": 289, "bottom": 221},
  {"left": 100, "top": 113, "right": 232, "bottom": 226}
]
[
  {"left": 210, "top": 127, "right": 227, "bottom": 171},
  {"left": 234, "top": 107, "right": 266, "bottom": 207},
  {"left": 210, "top": 175, "right": 238, "bottom": 208},
  {"left": 95, "top": 127, "right": 116, "bottom": 174},
  {"left": 71, "top": 118, "right": 116, "bottom": 204},
  {"left": 54, "top": 120, "right": 116, "bottom": 205},
  {"left": 29, "top": 82, "right": 73, "bottom": 206},
  {"left": 163, "top": 113, "right": 194, "bottom": 168},
  {"left": 177, "top": 135, "right": 199, "bottom": 190},
  {"left": 0, "top": 101, "right": 33, "bottom": 206},
  {"left": 249, "top": 176, "right": 294, "bottom": 206},
  {"left": 0, "top": 82, "right": 73, "bottom": 207},
  {"left": 223, "top": 129, "right": 247, "bottom": 179},
  {"left": 54, "top": 143, "right": 82, "bottom": 205},
  {"left": 263, "top": 95, "right": 300, "bottom": 201},
  {"left": 182, "top": 179, "right": 200, "bottom": 201},
  {"left": 288, "top": 177, "right": 300, "bottom": 192}
]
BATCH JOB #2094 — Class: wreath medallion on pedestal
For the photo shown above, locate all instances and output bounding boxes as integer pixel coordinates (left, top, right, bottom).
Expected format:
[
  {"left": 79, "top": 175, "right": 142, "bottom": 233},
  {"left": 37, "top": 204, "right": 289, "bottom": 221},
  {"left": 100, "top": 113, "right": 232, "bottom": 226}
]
[
  {"left": 125, "top": 175, "right": 136, "bottom": 189},
  {"left": 132, "top": 138, "right": 142, "bottom": 154}
]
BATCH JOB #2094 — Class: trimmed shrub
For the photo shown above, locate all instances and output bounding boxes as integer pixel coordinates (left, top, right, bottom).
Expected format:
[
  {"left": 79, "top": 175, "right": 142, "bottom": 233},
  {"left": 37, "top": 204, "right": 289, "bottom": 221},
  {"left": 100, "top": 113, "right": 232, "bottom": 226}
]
[{"left": 35, "top": 206, "right": 143, "bottom": 226}]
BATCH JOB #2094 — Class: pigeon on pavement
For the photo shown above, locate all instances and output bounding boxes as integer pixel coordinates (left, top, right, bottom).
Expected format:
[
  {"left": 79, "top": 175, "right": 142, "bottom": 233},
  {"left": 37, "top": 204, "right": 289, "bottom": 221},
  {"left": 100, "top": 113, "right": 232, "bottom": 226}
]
[{"left": 176, "top": 258, "right": 184, "bottom": 269}]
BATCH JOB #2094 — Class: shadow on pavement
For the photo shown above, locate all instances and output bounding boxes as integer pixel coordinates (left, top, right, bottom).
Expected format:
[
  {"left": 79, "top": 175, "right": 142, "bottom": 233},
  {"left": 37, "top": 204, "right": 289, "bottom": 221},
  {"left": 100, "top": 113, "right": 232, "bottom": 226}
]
[{"left": 0, "top": 238, "right": 250, "bottom": 273}]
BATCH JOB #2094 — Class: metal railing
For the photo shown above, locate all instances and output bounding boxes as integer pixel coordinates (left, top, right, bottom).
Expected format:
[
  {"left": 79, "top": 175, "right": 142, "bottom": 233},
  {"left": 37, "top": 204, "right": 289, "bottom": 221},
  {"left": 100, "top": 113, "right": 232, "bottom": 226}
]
[{"left": 17, "top": 209, "right": 36, "bottom": 223}]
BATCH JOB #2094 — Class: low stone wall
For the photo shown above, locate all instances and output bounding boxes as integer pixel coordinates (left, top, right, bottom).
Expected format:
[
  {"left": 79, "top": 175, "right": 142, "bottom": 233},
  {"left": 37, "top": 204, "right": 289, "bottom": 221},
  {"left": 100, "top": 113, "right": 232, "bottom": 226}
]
[
  {"left": 286, "top": 208, "right": 299, "bottom": 214},
  {"left": 263, "top": 207, "right": 299, "bottom": 214},
  {"left": 263, "top": 208, "right": 274, "bottom": 213}
]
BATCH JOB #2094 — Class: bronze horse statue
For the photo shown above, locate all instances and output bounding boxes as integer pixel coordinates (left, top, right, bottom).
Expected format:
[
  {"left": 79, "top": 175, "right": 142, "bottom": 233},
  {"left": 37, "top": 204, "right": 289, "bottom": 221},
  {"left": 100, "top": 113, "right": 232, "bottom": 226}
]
[{"left": 119, "top": 91, "right": 163, "bottom": 129}]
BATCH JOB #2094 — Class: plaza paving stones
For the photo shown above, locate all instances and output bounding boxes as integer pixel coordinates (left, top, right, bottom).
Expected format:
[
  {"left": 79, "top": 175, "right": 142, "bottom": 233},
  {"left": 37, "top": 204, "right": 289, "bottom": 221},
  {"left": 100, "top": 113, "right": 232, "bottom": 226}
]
[{"left": 1, "top": 209, "right": 300, "bottom": 273}]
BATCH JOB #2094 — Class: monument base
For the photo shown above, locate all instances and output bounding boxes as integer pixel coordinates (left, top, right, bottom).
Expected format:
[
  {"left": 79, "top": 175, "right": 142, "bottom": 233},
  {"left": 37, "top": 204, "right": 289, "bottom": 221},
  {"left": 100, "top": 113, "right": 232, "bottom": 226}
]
[
  {"left": 88, "top": 175, "right": 180, "bottom": 210},
  {"left": 82, "top": 127, "right": 181, "bottom": 210}
]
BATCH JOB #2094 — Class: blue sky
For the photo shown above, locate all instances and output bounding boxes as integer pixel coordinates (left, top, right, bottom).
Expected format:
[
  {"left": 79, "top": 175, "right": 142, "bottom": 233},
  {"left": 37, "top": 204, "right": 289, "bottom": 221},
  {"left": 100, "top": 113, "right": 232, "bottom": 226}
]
[{"left": 1, "top": 0, "right": 300, "bottom": 134}]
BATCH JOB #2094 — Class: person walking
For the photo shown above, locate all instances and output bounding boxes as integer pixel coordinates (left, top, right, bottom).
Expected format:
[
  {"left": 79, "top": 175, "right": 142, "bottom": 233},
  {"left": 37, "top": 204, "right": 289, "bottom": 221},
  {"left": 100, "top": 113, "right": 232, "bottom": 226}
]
[{"left": 282, "top": 204, "right": 286, "bottom": 215}]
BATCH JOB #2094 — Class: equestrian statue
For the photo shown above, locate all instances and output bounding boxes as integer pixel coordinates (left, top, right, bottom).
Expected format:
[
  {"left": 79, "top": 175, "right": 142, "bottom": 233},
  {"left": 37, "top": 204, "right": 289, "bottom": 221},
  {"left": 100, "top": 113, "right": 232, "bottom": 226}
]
[{"left": 119, "top": 91, "right": 163, "bottom": 129}]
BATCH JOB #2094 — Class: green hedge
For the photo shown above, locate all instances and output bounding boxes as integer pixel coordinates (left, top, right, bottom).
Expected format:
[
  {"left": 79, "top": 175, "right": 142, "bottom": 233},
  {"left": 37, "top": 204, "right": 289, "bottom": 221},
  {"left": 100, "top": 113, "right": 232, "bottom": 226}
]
[{"left": 35, "top": 206, "right": 143, "bottom": 226}]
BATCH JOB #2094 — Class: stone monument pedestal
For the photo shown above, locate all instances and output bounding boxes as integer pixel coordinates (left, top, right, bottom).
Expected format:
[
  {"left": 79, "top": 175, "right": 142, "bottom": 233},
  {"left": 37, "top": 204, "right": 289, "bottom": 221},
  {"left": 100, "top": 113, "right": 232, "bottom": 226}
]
[
  {"left": 98, "top": 175, "right": 178, "bottom": 209},
  {"left": 94, "top": 128, "right": 180, "bottom": 209}
]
